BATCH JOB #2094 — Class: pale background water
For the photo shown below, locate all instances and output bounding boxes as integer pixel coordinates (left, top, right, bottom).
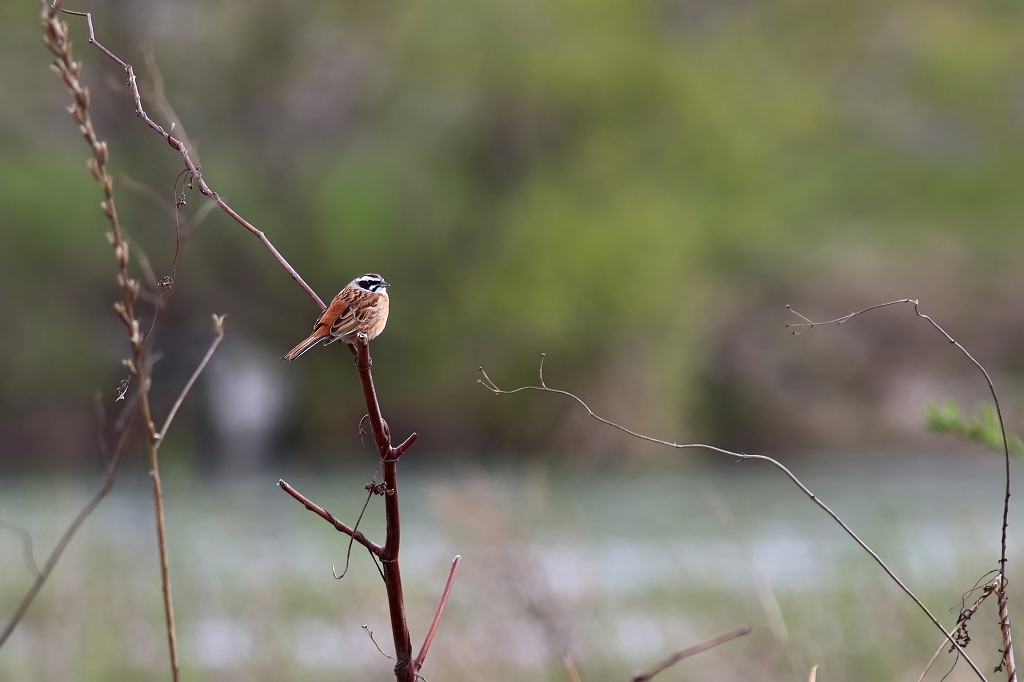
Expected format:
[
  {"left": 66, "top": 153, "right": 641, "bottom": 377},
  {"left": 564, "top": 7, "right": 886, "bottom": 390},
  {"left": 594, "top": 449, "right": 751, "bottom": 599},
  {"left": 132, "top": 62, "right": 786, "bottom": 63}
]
[{"left": 0, "top": 452, "right": 1018, "bottom": 681}]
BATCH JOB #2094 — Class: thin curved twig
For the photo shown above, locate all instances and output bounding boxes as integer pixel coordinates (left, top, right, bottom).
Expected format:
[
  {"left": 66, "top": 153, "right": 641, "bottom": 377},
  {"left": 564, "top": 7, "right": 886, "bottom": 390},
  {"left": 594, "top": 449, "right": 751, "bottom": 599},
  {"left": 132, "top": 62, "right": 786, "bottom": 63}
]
[
  {"left": 478, "top": 357, "right": 988, "bottom": 681},
  {"left": 0, "top": 517, "right": 40, "bottom": 579}
]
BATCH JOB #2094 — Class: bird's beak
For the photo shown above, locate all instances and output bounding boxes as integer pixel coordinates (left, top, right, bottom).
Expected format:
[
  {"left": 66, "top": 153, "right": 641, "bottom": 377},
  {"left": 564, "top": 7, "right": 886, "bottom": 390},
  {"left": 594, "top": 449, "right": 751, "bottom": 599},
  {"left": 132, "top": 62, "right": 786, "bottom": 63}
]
[{"left": 381, "top": 279, "right": 390, "bottom": 288}]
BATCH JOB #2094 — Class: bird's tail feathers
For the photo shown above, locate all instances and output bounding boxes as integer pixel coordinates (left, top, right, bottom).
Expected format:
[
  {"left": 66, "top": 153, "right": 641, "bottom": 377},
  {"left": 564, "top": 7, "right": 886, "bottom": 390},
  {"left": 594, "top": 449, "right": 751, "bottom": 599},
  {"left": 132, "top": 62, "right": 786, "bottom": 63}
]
[{"left": 282, "top": 332, "right": 327, "bottom": 361}]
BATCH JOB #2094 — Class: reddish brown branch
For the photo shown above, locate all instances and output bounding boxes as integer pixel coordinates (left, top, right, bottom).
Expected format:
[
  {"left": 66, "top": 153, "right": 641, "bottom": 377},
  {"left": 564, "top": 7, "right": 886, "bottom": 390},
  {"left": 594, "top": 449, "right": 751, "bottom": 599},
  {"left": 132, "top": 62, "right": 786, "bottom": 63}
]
[
  {"left": 479, "top": 360, "right": 989, "bottom": 681},
  {"left": 413, "top": 555, "right": 462, "bottom": 676},
  {"left": 352, "top": 337, "right": 416, "bottom": 681},
  {"left": 278, "top": 480, "right": 384, "bottom": 555},
  {"left": 280, "top": 337, "right": 419, "bottom": 682},
  {"left": 631, "top": 626, "right": 751, "bottom": 682}
]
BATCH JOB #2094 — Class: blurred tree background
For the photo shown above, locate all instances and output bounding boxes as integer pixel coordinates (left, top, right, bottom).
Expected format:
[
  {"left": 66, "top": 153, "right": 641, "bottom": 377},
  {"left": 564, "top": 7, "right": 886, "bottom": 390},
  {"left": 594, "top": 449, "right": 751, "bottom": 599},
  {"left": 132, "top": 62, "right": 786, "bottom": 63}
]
[{"left": 2, "top": 0, "right": 1024, "bottom": 471}]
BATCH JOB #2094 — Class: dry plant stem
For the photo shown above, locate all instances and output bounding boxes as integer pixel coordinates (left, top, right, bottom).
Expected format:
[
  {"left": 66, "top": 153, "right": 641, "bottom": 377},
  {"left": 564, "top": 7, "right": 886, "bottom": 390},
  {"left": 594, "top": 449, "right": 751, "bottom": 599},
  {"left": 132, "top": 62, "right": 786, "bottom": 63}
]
[
  {"left": 57, "top": 6, "right": 326, "bottom": 312},
  {"left": 0, "top": 409, "right": 139, "bottom": 649},
  {"left": 478, "top": 361, "right": 989, "bottom": 681},
  {"left": 413, "top": 555, "right": 462, "bottom": 676},
  {"left": 999, "top": 578, "right": 1017, "bottom": 681},
  {"left": 562, "top": 654, "right": 583, "bottom": 682},
  {"left": 809, "top": 665, "right": 818, "bottom": 682},
  {"left": 39, "top": 7, "right": 230, "bottom": 678},
  {"left": 787, "top": 299, "right": 1014, "bottom": 680},
  {"left": 631, "top": 626, "right": 752, "bottom": 682},
  {"left": 917, "top": 578, "right": 1000, "bottom": 682}
]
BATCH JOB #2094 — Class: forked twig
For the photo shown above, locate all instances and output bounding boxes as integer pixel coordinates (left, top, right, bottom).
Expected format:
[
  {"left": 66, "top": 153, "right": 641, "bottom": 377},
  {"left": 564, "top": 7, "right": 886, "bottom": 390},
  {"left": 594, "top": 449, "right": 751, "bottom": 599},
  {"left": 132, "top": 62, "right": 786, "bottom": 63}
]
[
  {"left": 631, "top": 626, "right": 751, "bottom": 682},
  {"left": 478, "top": 358, "right": 988, "bottom": 681},
  {"left": 363, "top": 624, "right": 396, "bottom": 660},
  {"left": 413, "top": 555, "right": 462, "bottom": 676}
]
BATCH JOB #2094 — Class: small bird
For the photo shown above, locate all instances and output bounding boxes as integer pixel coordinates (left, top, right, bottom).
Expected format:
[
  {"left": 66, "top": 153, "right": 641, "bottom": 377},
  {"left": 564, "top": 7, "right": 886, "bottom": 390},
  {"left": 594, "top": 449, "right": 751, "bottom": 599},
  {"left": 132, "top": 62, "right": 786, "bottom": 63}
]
[{"left": 282, "top": 273, "right": 390, "bottom": 361}]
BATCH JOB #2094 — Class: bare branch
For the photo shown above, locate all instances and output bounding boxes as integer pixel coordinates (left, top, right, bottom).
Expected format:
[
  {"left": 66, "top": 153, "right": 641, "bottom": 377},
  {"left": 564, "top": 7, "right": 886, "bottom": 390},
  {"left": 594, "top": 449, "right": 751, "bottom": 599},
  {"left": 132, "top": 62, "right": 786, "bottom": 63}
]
[
  {"left": 479, "top": 359, "right": 989, "bottom": 681},
  {"left": 0, "top": 406, "right": 139, "bottom": 649},
  {"left": 631, "top": 626, "right": 751, "bottom": 682},
  {"left": 278, "top": 480, "right": 384, "bottom": 556},
  {"left": 788, "top": 299, "right": 1014, "bottom": 678},
  {"left": 155, "top": 314, "right": 225, "bottom": 447},
  {"left": 57, "top": 6, "right": 326, "bottom": 310},
  {"left": 413, "top": 555, "right": 462, "bottom": 675}
]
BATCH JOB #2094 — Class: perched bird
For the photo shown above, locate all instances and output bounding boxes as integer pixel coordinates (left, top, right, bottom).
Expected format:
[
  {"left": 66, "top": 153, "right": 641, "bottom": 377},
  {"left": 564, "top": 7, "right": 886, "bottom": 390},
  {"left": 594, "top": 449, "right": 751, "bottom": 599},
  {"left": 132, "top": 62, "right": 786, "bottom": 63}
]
[{"left": 282, "top": 273, "right": 390, "bottom": 361}]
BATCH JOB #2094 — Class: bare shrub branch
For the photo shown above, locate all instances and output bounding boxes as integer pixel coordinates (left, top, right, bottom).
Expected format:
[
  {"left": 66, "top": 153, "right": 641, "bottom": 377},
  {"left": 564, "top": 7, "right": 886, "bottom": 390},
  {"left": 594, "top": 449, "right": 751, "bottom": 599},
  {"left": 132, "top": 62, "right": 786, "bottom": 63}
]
[
  {"left": 0, "top": 406, "right": 139, "bottom": 649},
  {"left": 55, "top": 5, "right": 326, "bottom": 310},
  {"left": 280, "top": 337, "right": 423, "bottom": 682},
  {"left": 413, "top": 555, "right": 462, "bottom": 675},
  {"left": 277, "top": 479, "right": 384, "bottom": 555},
  {"left": 631, "top": 626, "right": 751, "bottom": 682},
  {"left": 478, "top": 359, "right": 989, "bottom": 681},
  {"left": 787, "top": 299, "right": 1014, "bottom": 679}
]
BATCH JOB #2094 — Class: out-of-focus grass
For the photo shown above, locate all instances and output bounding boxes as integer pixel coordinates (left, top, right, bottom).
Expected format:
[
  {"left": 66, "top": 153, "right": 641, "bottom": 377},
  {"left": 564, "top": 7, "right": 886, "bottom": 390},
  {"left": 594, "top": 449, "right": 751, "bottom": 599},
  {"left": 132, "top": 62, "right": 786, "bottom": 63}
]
[{"left": 0, "top": 454, "right": 1018, "bottom": 681}]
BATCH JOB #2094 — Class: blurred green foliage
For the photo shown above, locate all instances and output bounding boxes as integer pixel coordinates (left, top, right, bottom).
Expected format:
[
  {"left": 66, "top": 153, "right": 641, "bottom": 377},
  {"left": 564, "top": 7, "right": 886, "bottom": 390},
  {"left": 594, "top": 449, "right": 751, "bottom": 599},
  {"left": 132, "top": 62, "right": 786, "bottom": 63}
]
[
  {"left": 925, "top": 399, "right": 1024, "bottom": 458},
  {"left": 2, "top": 0, "right": 1024, "bottom": 466}
]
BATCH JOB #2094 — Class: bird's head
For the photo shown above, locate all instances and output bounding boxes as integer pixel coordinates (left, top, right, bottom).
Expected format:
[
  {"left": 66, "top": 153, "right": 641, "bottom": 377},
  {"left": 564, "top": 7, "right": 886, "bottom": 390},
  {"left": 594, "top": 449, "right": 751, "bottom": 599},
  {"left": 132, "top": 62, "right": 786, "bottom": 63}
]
[{"left": 354, "top": 273, "right": 390, "bottom": 294}]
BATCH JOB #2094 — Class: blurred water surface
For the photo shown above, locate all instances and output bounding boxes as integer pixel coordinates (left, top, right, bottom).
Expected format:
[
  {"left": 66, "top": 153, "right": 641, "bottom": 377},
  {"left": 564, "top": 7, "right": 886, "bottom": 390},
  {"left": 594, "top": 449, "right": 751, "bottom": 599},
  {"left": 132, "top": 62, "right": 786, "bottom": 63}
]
[{"left": 0, "top": 453, "right": 1019, "bottom": 681}]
